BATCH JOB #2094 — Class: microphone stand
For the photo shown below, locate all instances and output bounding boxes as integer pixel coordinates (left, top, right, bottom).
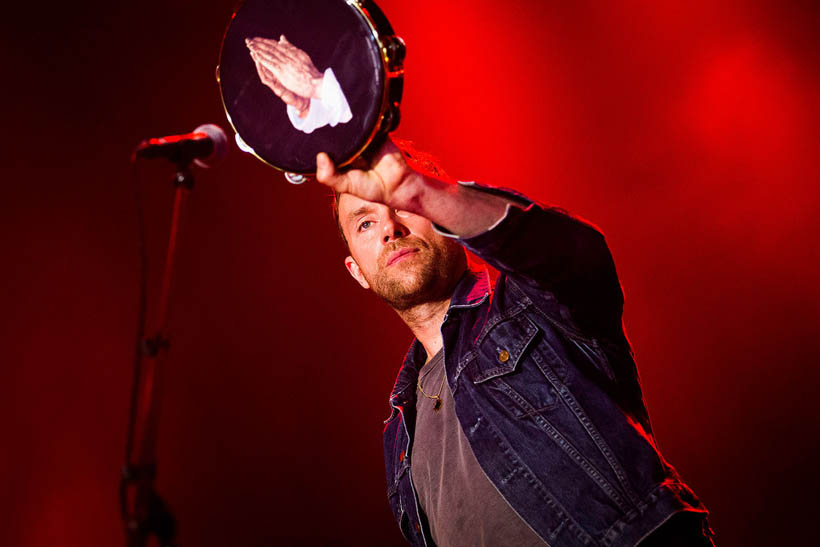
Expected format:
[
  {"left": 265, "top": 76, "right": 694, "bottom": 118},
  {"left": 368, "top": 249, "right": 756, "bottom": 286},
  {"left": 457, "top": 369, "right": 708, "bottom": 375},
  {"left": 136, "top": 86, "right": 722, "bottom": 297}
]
[{"left": 120, "top": 161, "right": 196, "bottom": 547}]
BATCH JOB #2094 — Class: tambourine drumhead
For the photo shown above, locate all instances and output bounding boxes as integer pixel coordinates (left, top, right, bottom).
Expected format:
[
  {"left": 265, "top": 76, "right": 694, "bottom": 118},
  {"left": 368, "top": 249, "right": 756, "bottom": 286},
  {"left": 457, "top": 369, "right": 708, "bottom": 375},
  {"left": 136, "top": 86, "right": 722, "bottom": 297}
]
[{"left": 218, "top": 0, "right": 401, "bottom": 174}]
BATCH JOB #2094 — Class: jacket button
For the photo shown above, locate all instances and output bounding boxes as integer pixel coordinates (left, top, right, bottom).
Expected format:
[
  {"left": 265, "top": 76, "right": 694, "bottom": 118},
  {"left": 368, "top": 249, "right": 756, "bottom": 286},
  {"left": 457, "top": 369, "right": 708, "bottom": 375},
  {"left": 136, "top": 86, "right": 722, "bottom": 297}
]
[
  {"left": 399, "top": 450, "right": 405, "bottom": 462},
  {"left": 498, "top": 350, "right": 510, "bottom": 363}
]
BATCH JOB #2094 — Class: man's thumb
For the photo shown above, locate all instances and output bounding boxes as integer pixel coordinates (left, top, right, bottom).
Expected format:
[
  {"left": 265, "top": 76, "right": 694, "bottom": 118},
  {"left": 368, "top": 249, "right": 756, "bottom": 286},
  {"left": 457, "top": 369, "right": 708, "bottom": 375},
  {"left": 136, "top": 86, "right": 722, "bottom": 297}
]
[{"left": 316, "top": 152, "right": 336, "bottom": 182}]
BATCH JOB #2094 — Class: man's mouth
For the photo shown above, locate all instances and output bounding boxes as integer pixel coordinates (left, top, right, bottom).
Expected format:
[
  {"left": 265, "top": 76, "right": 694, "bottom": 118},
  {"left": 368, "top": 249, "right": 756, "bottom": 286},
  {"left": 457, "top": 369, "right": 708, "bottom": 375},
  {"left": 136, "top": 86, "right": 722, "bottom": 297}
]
[{"left": 386, "top": 248, "right": 419, "bottom": 267}]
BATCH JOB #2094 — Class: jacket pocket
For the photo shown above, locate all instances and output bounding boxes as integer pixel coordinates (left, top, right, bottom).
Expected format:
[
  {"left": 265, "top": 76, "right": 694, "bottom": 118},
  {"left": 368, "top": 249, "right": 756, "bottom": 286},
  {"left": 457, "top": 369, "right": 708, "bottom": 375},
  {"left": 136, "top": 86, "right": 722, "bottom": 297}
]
[{"left": 467, "top": 312, "right": 561, "bottom": 417}]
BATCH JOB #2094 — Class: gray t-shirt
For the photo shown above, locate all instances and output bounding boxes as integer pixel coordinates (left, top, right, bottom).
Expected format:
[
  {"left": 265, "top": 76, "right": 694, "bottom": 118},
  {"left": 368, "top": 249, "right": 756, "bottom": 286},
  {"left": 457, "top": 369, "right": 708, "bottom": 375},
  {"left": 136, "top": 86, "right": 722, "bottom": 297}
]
[{"left": 411, "top": 349, "right": 547, "bottom": 546}]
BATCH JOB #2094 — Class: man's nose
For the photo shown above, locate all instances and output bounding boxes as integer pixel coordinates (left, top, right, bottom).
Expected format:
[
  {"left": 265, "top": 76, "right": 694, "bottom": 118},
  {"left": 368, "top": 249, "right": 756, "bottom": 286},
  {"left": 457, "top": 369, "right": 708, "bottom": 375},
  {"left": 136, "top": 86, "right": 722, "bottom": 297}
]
[{"left": 382, "top": 210, "right": 409, "bottom": 243}]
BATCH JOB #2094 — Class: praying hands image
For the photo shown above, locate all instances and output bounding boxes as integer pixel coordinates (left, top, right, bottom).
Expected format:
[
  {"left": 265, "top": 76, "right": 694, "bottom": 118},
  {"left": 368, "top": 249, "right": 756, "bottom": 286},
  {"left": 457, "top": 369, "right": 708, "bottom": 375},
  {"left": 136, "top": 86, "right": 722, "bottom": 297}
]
[{"left": 246, "top": 35, "right": 353, "bottom": 134}]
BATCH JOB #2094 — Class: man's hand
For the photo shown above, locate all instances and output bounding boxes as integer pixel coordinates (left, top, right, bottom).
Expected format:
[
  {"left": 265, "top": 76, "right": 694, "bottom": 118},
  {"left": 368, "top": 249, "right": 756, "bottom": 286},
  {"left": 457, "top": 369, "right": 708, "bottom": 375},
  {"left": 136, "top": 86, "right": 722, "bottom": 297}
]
[
  {"left": 316, "top": 138, "right": 514, "bottom": 239},
  {"left": 246, "top": 35, "right": 324, "bottom": 103},
  {"left": 315, "top": 138, "right": 426, "bottom": 214}
]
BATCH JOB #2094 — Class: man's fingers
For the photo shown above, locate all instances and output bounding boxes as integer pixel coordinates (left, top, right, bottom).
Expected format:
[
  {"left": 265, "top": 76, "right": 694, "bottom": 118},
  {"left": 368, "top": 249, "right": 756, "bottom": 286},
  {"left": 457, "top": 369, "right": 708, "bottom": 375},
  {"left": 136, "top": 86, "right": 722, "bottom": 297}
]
[
  {"left": 316, "top": 153, "right": 386, "bottom": 203},
  {"left": 316, "top": 153, "right": 339, "bottom": 185},
  {"left": 317, "top": 153, "right": 360, "bottom": 194}
]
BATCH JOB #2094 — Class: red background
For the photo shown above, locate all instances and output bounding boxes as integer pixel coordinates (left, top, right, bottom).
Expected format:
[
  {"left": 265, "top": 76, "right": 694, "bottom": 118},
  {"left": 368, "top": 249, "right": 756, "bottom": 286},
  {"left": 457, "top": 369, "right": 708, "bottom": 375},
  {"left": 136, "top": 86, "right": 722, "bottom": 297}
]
[{"left": 3, "top": 1, "right": 819, "bottom": 545}]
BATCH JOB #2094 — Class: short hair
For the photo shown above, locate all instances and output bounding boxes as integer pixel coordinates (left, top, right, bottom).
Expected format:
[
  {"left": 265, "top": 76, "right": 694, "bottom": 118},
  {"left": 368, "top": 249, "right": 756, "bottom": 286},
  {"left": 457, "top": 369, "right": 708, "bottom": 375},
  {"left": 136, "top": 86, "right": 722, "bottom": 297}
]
[
  {"left": 330, "top": 139, "right": 452, "bottom": 249},
  {"left": 331, "top": 188, "right": 346, "bottom": 247}
]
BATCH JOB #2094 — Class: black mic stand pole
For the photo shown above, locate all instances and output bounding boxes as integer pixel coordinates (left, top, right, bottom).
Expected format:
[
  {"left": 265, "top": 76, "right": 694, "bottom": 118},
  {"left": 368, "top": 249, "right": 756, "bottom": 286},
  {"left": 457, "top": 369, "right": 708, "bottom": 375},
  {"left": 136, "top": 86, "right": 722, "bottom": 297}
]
[{"left": 120, "top": 161, "right": 197, "bottom": 547}]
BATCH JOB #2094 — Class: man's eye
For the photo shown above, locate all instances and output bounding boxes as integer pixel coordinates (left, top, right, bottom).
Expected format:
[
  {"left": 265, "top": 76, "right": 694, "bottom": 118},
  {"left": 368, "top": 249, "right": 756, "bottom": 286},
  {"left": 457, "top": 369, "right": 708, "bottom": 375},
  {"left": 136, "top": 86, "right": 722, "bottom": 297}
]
[{"left": 358, "top": 220, "right": 373, "bottom": 232}]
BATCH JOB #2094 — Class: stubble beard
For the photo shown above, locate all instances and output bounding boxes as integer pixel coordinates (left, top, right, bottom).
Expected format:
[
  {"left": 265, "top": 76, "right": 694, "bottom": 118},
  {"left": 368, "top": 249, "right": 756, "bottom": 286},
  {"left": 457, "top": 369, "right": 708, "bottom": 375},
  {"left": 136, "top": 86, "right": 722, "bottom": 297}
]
[{"left": 367, "top": 239, "right": 465, "bottom": 312}]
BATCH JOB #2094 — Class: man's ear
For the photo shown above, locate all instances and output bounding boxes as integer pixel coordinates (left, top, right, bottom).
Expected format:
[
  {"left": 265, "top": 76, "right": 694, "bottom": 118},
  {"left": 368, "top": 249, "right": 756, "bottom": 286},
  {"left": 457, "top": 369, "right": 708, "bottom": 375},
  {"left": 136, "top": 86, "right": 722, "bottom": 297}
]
[{"left": 344, "top": 256, "right": 370, "bottom": 289}]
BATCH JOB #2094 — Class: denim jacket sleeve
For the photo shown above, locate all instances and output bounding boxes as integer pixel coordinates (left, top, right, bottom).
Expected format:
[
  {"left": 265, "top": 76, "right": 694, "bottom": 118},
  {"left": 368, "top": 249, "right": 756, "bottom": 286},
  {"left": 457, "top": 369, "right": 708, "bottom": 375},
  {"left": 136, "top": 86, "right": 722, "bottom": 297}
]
[{"left": 436, "top": 181, "right": 625, "bottom": 338}]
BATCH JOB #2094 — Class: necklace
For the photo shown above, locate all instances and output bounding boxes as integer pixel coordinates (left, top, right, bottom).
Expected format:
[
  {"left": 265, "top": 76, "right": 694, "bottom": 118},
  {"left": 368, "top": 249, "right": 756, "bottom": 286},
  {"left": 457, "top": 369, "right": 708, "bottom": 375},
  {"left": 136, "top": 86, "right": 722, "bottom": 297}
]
[{"left": 417, "top": 366, "right": 447, "bottom": 411}]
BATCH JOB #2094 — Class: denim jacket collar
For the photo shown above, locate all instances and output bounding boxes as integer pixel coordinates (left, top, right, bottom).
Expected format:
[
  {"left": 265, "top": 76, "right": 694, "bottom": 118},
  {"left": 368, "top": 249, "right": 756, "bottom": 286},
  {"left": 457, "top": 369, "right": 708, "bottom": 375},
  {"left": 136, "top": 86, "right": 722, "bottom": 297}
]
[
  {"left": 449, "top": 264, "right": 492, "bottom": 310},
  {"left": 387, "top": 266, "right": 491, "bottom": 413}
]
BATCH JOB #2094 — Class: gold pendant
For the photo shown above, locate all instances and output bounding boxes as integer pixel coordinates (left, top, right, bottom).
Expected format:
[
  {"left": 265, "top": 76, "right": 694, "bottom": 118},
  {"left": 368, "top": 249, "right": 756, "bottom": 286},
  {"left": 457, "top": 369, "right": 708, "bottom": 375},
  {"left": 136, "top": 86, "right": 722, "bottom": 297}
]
[{"left": 433, "top": 399, "right": 442, "bottom": 411}]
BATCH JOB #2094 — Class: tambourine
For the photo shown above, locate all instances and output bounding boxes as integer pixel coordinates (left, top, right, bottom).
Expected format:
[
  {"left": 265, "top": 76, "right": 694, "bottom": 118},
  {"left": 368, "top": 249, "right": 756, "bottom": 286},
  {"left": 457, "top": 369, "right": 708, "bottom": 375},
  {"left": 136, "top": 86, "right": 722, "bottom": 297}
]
[{"left": 216, "top": 0, "right": 405, "bottom": 179}]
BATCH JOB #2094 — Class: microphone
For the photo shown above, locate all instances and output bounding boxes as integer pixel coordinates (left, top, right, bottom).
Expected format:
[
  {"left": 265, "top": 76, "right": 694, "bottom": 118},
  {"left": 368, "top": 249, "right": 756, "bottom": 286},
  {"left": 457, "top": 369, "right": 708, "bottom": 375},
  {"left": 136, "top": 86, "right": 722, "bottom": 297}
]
[{"left": 134, "top": 124, "right": 228, "bottom": 168}]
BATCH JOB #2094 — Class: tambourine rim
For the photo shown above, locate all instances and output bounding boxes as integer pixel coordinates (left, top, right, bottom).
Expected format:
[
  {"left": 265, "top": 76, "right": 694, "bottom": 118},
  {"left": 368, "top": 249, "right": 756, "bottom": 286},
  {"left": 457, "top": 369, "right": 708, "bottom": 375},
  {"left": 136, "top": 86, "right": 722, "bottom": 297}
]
[{"left": 216, "top": 0, "right": 402, "bottom": 175}]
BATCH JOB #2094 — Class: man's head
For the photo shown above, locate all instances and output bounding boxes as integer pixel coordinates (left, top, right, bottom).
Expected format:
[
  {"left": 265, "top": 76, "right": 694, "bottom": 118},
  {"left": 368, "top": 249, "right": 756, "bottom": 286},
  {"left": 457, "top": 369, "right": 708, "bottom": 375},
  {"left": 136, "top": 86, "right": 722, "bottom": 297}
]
[{"left": 335, "top": 192, "right": 467, "bottom": 311}]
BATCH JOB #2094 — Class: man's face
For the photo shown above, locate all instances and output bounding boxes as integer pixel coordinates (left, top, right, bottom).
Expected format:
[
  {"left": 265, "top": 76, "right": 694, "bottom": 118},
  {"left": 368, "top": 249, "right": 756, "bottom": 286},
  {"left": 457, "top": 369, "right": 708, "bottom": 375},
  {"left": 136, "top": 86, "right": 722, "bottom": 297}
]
[{"left": 338, "top": 193, "right": 466, "bottom": 311}]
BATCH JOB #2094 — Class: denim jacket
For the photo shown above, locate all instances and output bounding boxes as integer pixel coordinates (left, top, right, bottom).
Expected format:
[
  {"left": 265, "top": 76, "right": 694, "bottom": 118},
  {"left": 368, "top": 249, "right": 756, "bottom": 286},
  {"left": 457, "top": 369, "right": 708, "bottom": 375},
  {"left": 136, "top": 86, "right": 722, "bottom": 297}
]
[{"left": 382, "top": 184, "right": 710, "bottom": 546}]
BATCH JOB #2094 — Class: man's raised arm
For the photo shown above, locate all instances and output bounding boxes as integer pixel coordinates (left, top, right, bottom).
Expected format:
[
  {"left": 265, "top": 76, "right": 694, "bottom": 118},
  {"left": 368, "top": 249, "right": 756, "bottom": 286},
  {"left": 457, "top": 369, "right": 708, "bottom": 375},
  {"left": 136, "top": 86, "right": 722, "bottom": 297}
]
[
  {"left": 316, "top": 138, "right": 624, "bottom": 336},
  {"left": 315, "top": 138, "right": 513, "bottom": 238}
]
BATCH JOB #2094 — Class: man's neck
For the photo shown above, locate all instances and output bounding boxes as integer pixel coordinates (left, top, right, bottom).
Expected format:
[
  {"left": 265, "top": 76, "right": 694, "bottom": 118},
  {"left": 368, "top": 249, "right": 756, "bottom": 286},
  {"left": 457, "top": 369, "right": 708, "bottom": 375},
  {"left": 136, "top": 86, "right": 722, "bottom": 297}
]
[{"left": 395, "top": 298, "right": 450, "bottom": 363}]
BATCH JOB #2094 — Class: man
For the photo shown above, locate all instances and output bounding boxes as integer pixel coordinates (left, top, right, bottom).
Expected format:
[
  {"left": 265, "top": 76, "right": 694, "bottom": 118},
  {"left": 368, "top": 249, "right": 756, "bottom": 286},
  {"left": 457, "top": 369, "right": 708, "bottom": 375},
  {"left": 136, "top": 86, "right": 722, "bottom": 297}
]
[{"left": 315, "top": 139, "right": 714, "bottom": 546}]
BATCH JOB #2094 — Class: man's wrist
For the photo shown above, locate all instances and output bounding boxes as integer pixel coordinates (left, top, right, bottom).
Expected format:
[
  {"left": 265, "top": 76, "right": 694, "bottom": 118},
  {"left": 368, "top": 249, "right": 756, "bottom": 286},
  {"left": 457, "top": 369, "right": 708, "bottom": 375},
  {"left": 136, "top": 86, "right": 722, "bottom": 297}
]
[
  {"left": 405, "top": 176, "right": 515, "bottom": 238},
  {"left": 389, "top": 170, "right": 433, "bottom": 216}
]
